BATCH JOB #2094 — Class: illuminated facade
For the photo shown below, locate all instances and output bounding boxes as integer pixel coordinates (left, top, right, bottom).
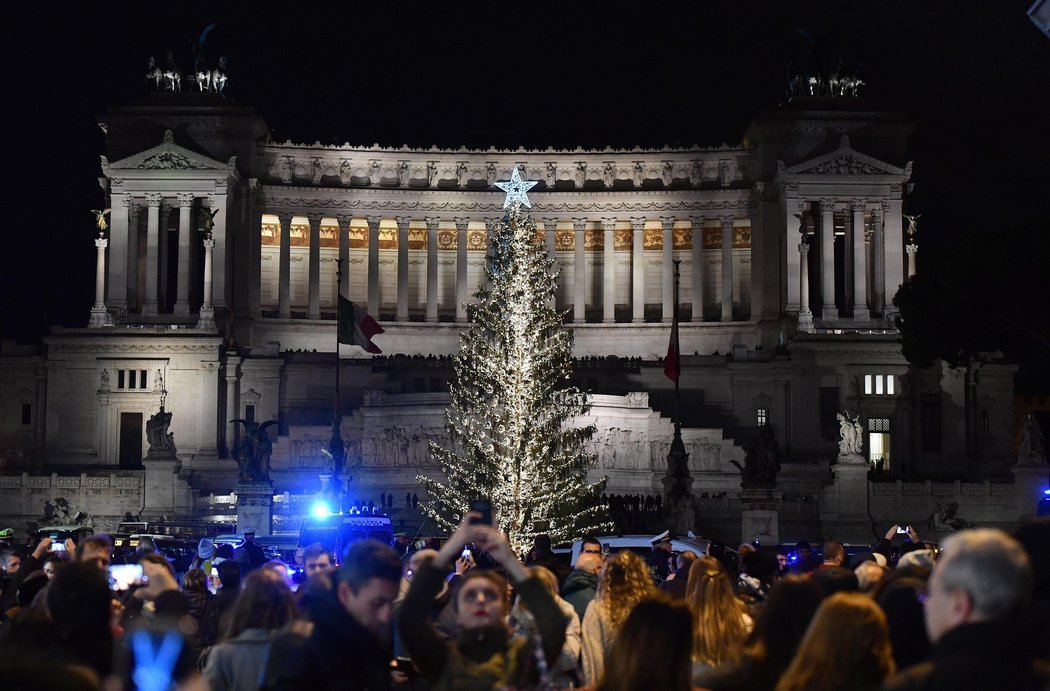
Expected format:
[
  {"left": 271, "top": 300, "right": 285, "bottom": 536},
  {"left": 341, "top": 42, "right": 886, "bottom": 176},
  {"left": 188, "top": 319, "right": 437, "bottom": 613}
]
[{"left": 0, "top": 92, "right": 1031, "bottom": 542}]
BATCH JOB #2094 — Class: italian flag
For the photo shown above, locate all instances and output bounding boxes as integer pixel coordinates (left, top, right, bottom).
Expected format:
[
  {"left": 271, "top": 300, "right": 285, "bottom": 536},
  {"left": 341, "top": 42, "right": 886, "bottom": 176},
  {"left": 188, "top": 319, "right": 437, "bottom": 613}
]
[{"left": 338, "top": 295, "right": 384, "bottom": 353}]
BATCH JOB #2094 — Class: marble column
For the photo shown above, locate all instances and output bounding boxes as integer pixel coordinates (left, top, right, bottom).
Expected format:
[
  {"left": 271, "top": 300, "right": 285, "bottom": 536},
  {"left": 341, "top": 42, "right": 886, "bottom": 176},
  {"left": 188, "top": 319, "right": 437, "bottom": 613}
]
[
  {"left": 277, "top": 212, "right": 292, "bottom": 319},
  {"left": 395, "top": 216, "right": 411, "bottom": 321},
  {"left": 820, "top": 198, "right": 836, "bottom": 321},
  {"left": 661, "top": 217, "right": 675, "bottom": 322},
  {"left": 543, "top": 218, "right": 558, "bottom": 310},
  {"left": 198, "top": 234, "right": 216, "bottom": 330},
  {"left": 247, "top": 180, "right": 262, "bottom": 318},
  {"left": 89, "top": 236, "right": 114, "bottom": 327},
  {"left": 142, "top": 193, "right": 162, "bottom": 316},
  {"left": 107, "top": 195, "right": 130, "bottom": 313},
  {"left": 209, "top": 194, "right": 228, "bottom": 309},
  {"left": 454, "top": 217, "right": 469, "bottom": 322},
  {"left": 573, "top": 218, "right": 587, "bottom": 323},
  {"left": 425, "top": 217, "right": 440, "bottom": 322},
  {"left": 602, "top": 217, "right": 616, "bottom": 323},
  {"left": 798, "top": 238, "right": 813, "bottom": 333},
  {"left": 785, "top": 200, "right": 804, "bottom": 313},
  {"left": 871, "top": 206, "right": 885, "bottom": 315},
  {"left": 906, "top": 243, "right": 918, "bottom": 278},
  {"left": 174, "top": 193, "right": 193, "bottom": 315},
  {"left": 631, "top": 217, "right": 645, "bottom": 323},
  {"left": 719, "top": 215, "right": 735, "bottom": 321},
  {"left": 127, "top": 202, "right": 140, "bottom": 310},
  {"left": 882, "top": 199, "right": 905, "bottom": 300},
  {"left": 223, "top": 356, "right": 241, "bottom": 458},
  {"left": 307, "top": 213, "right": 322, "bottom": 319},
  {"left": 158, "top": 202, "right": 172, "bottom": 312},
  {"left": 852, "top": 200, "right": 869, "bottom": 320},
  {"left": 336, "top": 214, "right": 351, "bottom": 299},
  {"left": 690, "top": 215, "right": 705, "bottom": 321},
  {"left": 366, "top": 216, "right": 381, "bottom": 317}
]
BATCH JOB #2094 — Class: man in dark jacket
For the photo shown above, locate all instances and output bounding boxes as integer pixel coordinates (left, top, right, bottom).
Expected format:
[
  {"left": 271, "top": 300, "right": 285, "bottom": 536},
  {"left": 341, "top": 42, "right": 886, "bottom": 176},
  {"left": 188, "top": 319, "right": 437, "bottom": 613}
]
[
  {"left": 561, "top": 552, "right": 601, "bottom": 622},
  {"left": 262, "top": 539, "right": 401, "bottom": 691},
  {"left": 884, "top": 528, "right": 1050, "bottom": 691}
]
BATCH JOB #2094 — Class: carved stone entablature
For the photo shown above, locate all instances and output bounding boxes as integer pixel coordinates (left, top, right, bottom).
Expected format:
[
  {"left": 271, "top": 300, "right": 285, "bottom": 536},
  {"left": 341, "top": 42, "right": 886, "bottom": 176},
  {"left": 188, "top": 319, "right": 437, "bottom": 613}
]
[
  {"left": 48, "top": 342, "right": 220, "bottom": 354},
  {"left": 256, "top": 142, "right": 751, "bottom": 191},
  {"left": 784, "top": 136, "right": 910, "bottom": 178}
]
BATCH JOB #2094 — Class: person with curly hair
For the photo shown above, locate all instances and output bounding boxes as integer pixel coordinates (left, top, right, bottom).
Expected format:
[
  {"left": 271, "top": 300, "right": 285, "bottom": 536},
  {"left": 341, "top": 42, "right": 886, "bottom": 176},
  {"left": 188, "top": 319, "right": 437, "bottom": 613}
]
[
  {"left": 775, "top": 591, "right": 895, "bottom": 691},
  {"left": 580, "top": 550, "right": 654, "bottom": 686},
  {"left": 686, "top": 556, "right": 752, "bottom": 677}
]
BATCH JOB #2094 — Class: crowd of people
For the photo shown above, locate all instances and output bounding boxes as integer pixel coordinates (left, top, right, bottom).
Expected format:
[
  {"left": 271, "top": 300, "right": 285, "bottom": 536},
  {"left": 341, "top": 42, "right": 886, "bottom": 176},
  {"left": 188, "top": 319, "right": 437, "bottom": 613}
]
[{"left": 0, "top": 514, "right": 1048, "bottom": 690}]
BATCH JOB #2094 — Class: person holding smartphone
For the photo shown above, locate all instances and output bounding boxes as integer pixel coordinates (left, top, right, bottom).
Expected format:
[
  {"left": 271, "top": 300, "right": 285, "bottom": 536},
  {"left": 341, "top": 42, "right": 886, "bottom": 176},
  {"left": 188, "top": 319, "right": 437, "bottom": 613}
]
[{"left": 397, "top": 505, "right": 566, "bottom": 689}]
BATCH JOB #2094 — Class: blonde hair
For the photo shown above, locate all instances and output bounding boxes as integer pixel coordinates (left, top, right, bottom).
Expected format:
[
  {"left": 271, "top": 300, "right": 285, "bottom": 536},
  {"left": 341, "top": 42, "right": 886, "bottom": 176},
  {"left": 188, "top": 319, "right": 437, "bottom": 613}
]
[
  {"left": 685, "top": 556, "right": 750, "bottom": 667},
  {"left": 529, "top": 565, "right": 560, "bottom": 598},
  {"left": 775, "top": 592, "right": 895, "bottom": 691},
  {"left": 596, "top": 551, "right": 654, "bottom": 631}
]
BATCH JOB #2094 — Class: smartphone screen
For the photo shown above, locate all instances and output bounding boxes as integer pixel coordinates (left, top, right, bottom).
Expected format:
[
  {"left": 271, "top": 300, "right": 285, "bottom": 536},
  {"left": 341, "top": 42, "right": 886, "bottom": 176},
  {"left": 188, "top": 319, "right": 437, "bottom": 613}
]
[
  {"left": 468, "top": 499, "right": 492, "bottom": 525},
  {"left": 51, "top": 541, "right": 66, "bottom": 552},
  {"left": 110, "top": 564, "right": 144, "bottom": 591},
  {"left": 461, "top": 546, "right": 471, "bottom": 560},
  {"left": 896, "top": 526, "right": 908, "bottom": 534}
]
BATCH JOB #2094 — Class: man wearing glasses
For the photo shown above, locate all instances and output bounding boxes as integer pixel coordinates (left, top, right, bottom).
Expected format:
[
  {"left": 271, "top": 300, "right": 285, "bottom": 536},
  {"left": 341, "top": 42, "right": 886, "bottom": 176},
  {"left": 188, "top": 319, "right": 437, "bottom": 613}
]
[{"left": 560, "top": 536, "right": 603, "bottom": 622}]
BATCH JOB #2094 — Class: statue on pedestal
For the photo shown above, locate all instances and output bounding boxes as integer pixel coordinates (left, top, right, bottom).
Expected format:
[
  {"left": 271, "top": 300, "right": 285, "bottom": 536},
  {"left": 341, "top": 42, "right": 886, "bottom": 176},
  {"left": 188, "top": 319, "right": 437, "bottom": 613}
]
[
  {"left": 231, "top": 418, "right": 277, "bottom": 482},
  {"left": 1018, "top": 414, "right": 1047, "bottom": 464},
  {"left": 145, "top": 407, "right": 177, "bottom": 457},
  {"left": 730, "top": 424, "right": 781, "bottom": 488},
  {"left": 836, "top": 411, "right": 864, "bottom": 457}
]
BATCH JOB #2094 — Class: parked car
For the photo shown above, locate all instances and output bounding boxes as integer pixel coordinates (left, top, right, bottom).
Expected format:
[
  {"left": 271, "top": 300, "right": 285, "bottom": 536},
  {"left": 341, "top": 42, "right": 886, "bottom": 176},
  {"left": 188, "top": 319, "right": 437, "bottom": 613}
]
[{"left": 568, "top": 534, "right": 738, "bottom": 574}]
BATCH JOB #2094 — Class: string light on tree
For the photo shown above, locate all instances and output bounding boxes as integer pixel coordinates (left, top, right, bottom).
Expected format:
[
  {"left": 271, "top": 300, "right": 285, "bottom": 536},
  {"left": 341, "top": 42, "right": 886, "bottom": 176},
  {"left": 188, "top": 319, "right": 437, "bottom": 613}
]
[{"left": 420, "top": 167, "right": 612, "bottom": 556}]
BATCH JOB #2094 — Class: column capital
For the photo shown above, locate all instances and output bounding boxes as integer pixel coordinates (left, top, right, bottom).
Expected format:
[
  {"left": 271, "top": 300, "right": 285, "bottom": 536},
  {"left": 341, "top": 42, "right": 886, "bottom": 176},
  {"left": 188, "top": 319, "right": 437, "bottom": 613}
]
[
  {"left": 542, "top": 217, "right": 560, "bottom": 229},
  {"left": 850, "top": 198, "right": 867, "bottom": 211},
  {"left": 395, "top": 216, "right": 412, "bottom": 230},
  {"left": 145, "top": 192, "right": 163, "bottom": 207},
  {"left": 203, "top": 236, "right": 216, "bottom": 250},
  {"left": 176, "top": 192, "right": 195, "bottom": 207},
  {"left": 95, "top": 237, "right": 109, "bottom": 250},
  {"left": 906, "top": 244, "right": 918, "bottom": 255},
  {"left": 572, "top": 217, "right": 588, "bottom": 232},
  {"left": 819, "top": 197, "right": 836, "bottom": 209},
  {"left": 718, "top": 214, "right": 735, "bottom": 229},
  {"left": 798, "top": 240, "right": 810, "bottom": 255},
  {"left": 276, "top": 211, "right": 294, "bottom": 226},
  {"left": 689, "top": 215, "right": 706, "bottom": 228},
  {"left": 601, "top": 217, "right": 617, "bottom": 232},
  {"left": 631, "top": 217, "right": 646, "bottom": 232},
  {"left": 484, "top": 218, "right": 499, "bottom": 233},
  {"left": 424, "top": 216, "right": 441, "bottom": 230},
  {"left": 306, "top": 212, "right": 323, "bottom": 226},
  {"left": 335, "top": 213, "right": 353, "bottom": 226},
  {"left": 118, "top": 194, "right": 133, "bottom": 208},
  {"left": 454, "top": 217, "right": 470, "bottom": 232},
  {"left": 797, "top": 199, "right": 811, "bottom": 214},
  {"left": 366, "top": 215, "right": 383, "bottom": 230},
  {"left": 870, "top": 205, "right": 884, "bottom": 222},
  {"left": 659, "top": 216, "right": 676, "bottom": 231}
]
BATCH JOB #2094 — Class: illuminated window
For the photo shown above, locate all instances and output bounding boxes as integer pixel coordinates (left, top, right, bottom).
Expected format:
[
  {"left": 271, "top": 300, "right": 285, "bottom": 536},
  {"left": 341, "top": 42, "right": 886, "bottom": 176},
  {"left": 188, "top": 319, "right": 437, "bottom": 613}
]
[
  {"left": 864, "top": 374, "right": 895, "bottom": 396},
  {"left": 868, "top": 417, "right": 891, "bottom": 469},
  {"left": 756, "top": 408, "right": 768, "bottom": 426}
]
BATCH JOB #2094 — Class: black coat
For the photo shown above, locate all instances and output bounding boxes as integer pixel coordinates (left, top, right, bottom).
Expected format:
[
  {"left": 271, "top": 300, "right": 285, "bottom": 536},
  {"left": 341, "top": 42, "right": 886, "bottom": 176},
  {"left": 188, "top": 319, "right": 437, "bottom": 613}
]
[
  {"left": 883, "top": 620, "right": 1050, "bottom": 691},
  {"left": 262, "top": 590, "right": 392, "bottom": 691}
]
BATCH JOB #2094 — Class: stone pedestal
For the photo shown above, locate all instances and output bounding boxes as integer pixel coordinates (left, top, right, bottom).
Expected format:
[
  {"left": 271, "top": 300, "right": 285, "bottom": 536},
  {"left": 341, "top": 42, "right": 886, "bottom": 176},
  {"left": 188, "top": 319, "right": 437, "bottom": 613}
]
[
  {"left": 235, "top": 480, "right": 274, "bottom": 536},
  {"left": 318, "top": 473, "right": 353, "bottom": 513},
  {"left": 143, "top": 452, "right": 179, "bottom": 520},
  {"left": 822, "top": 455, "right": 871, "bottom": 543},
  {"left": 740, "top": 488, "right": 782, "bottom": 545},
  {"left": 1012, "top": 463, "right": 1050, "bottom": 519}
]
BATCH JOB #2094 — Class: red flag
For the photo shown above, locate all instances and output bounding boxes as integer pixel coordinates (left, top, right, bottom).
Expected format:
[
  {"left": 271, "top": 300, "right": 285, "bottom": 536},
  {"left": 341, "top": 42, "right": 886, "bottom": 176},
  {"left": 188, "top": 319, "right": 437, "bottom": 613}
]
[{"left": 664, "top": 317, "right": 680, "bottom": 382}]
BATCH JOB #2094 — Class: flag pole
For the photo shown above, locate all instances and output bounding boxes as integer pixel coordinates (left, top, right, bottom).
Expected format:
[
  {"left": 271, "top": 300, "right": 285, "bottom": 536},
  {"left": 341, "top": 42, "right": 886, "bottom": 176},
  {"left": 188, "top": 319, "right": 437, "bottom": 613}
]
[
  {"left": 672, "top": 259, "right": 681, "bottom": 430},
  {"left": 328, "top": 259, "right": 346, "bottom": 482}
]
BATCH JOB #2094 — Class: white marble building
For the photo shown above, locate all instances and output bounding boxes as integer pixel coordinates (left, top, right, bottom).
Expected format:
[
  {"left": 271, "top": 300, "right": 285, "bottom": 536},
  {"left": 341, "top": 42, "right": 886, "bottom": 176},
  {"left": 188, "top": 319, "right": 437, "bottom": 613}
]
[{"left": 0, "top": 90, "right": 1029, "bottom": 542}]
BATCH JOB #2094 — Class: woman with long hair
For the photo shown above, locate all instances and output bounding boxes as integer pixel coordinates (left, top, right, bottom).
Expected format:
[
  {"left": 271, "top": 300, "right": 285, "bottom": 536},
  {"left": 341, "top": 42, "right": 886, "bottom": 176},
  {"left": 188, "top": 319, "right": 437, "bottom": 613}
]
[
  {"left": 775, "top": 591, "right": 896, "bottom": 691},
  {"left": 686, "top": 555, "right": 752, "bottom": 676},
  {"left": 202, "top": 568, "right": 298, "bottom": 691},
  {"left": 696, "top": 575, "right": 825, "bottom": 690},
  {"left": 580, "top": 550, "right": 654, "bottom": 686},
  {"left": 595, "top": 595, "right": 693, "bottom": 691}
]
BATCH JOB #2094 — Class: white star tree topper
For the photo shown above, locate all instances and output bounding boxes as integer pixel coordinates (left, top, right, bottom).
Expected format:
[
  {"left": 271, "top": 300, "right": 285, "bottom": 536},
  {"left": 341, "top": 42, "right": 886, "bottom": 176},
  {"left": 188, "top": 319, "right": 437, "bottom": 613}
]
[{"left": 495, "top": 167, "right": 538, "bottom": 209}]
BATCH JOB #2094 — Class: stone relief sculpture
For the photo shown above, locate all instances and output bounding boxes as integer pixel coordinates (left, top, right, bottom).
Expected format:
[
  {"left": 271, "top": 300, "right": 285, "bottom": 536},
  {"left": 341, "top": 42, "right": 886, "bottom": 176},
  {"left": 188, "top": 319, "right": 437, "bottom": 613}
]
[
  {"left": 729, "top": 424, "right": 780, "bottom": 487},
  {"left": 369, "top": 160, "right": 381, "bottom": 185},
  {"left": 145, "top": 407, "right": 177, "bottom": 455},
  {"left": 38, "top": 497, "right": 92, "bottom": 528},
  {"left": 230, "top": 418, "right": 277, "bottom": 482},
  {"left": 545, "top": 162, "right": 557, "bottom": 187},
  {"left": 457, "top": 163, "right": 470, "bottom": 187},
  {"left": 397, "top": 161, "right": 409, "bottom": 186},
  {"left": 1018, "top": 414, "right": 1047, "bottom": 462},
  {"left": 486, "top": 164, "right": 497, "bottom": 186},
  {"left": 837, "top": 411, "right": 863, "bottom": 456}
]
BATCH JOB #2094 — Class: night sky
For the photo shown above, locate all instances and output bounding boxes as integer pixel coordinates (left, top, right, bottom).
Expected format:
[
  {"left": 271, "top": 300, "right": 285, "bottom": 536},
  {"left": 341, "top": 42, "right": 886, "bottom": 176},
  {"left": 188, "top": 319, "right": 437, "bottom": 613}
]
[{"left": 5, "top": 1, "right": 1049, "bottom": 343}]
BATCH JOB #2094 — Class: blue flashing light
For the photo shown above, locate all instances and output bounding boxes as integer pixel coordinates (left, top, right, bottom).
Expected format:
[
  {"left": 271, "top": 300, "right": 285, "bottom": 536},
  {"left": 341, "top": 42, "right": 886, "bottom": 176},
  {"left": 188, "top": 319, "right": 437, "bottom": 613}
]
[
  {"left": 1043, "top": 488, "right": 1050, "bottom": 497},
  {"left": 310, "top": 500, "right": 332, "bottom": 519}
]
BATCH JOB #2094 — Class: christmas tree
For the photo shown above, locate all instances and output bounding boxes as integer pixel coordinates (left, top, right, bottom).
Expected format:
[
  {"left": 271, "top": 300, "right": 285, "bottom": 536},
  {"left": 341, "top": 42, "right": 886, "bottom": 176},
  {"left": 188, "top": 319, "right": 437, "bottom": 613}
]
[{"left": 420, "top": 168, "right": 613, "bottom": 556}]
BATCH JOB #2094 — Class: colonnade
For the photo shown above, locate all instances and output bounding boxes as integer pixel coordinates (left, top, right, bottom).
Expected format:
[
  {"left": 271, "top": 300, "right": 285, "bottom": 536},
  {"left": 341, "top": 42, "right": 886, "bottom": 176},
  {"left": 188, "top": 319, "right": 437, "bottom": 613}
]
[{"left": 262, "top": 213, "right": 749, "bottom": 324}]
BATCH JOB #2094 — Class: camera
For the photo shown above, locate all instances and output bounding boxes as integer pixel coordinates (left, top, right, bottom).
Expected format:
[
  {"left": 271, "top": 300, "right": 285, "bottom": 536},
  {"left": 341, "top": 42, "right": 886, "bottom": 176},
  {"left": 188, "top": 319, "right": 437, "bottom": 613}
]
[{"left": 468, "top": 499, "right": 492, "bottom": 525}]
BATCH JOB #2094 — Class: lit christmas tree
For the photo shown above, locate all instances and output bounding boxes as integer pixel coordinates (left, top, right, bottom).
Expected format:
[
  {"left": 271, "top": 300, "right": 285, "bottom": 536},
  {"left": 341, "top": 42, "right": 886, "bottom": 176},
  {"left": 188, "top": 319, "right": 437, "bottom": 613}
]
[{"left": 420, "top": 168, "right": 613, "bottom": 555}]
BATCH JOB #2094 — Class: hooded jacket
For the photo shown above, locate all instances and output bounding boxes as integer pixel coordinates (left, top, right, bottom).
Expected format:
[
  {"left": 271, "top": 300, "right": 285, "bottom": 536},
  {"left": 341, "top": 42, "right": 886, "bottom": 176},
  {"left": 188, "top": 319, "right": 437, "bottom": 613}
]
[{"left": 560, "top": 569, "right": 598, "bottom": 623}]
